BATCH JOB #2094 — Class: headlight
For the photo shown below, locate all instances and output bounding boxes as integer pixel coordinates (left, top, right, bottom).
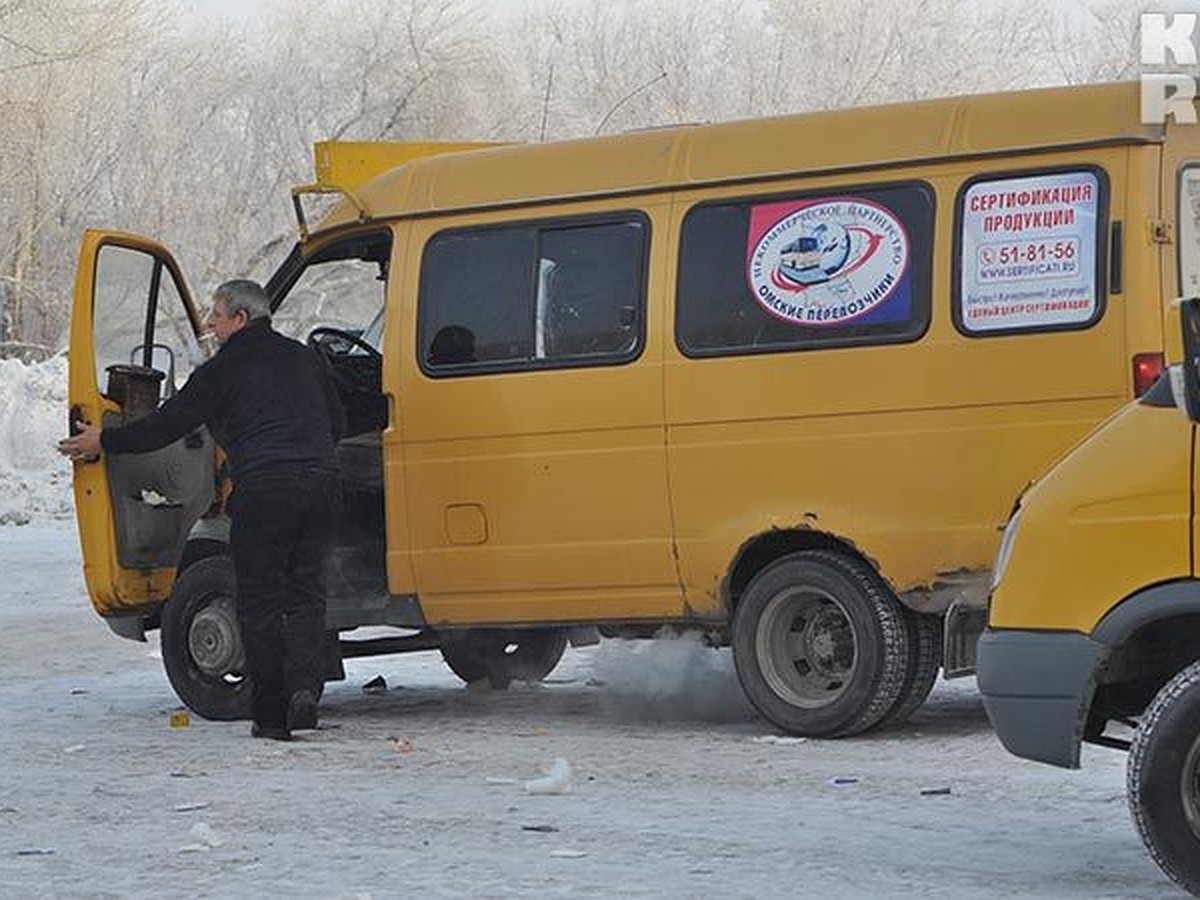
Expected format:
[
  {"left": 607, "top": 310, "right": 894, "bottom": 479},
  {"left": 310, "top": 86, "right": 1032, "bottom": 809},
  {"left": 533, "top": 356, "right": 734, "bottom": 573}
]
[{"left": 991, "top": 507, "right": 1022, "bottom": 591}]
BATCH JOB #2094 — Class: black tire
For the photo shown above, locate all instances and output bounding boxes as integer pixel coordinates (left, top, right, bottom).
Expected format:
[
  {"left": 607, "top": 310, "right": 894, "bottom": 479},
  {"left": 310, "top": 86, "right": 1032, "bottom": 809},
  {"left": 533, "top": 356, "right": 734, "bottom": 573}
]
[
  {"left": 440, "top": 628, "right": 569, "bottom": 689},
  {"left": 177, "top": 538, "right": 227, "bottom": 575},
  {"left": 731, "top": 550, "right": 910, "bottom": 738},
  {"left": 1127, "top": 659, "right": 1200, "bottom": 895},
  {"left": 161, "top": 556, "right": 253, "bottom": 721},
  {"left": 878, "top": 609, "right": 943, "bottom": 729}
]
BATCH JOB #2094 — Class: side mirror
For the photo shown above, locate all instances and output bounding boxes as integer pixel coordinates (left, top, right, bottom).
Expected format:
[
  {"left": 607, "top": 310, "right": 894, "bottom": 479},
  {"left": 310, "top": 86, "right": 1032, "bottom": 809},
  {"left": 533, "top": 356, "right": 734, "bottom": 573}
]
[{"left": 1167, "top": 297, "right": 1200, "bottom": 421}]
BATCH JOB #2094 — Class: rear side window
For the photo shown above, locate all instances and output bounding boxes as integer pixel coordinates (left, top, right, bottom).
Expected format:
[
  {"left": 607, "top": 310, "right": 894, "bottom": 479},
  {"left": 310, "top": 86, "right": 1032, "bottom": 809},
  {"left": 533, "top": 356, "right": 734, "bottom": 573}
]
[
  {"left": 953, "top": 167, "right": 1107, "bottom": 336},
  {"left": 676, "top": 183, "right": 934, "bottom": 356},
  {"left": 419, "top": 215, "right": 647, "bottom": 376}
]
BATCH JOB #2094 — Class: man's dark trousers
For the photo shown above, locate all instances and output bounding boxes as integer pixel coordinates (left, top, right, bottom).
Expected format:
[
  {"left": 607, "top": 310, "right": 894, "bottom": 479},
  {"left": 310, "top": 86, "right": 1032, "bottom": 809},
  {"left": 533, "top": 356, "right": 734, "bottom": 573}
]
[{"left": 229, "top": 470, "right": 339, "bottom": 729}]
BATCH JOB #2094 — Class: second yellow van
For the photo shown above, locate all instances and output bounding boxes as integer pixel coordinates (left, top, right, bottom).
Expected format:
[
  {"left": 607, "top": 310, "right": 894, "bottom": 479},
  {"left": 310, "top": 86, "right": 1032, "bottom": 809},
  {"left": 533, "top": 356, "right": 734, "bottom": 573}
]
[{"left": 979, "top": 295, "right": 1200, "bottom": 893}]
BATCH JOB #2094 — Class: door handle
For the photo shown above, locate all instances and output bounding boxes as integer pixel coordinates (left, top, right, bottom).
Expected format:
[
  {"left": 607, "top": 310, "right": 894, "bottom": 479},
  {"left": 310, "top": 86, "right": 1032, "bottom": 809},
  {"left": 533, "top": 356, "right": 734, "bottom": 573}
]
[{"left": 68, "top": 404, "right": 101, "bottom": 463}]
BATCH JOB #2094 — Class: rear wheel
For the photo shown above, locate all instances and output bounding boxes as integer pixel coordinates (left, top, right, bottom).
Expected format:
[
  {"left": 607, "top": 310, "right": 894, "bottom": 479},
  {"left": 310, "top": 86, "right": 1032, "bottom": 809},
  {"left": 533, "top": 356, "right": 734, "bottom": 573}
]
[
  {"left": 1128, "top": 660, "right": 1200, "bottom": 895},
  {"left": 440, "top": 628, "right": 568, "bottom": 689},
  {"left": 878, "top": 610, "right": 942, "bottom": 728},
  {"left": 731, "top": 550, "right": 909, "bottom": 737}
]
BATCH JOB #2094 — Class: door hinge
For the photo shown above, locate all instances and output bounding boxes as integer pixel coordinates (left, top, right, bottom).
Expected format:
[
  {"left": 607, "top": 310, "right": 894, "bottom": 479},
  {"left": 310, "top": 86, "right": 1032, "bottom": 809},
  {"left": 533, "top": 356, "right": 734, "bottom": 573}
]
[{"left": 1149, "top": 218, "right": 1175, "bottom": 244}]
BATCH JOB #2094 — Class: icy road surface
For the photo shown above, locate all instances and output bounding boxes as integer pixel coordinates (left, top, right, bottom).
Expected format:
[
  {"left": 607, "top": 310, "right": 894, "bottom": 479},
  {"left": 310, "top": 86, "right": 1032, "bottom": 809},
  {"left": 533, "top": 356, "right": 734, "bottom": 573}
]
[{"left": 0, "top": 524, "right": 1181, "bottom": 898}]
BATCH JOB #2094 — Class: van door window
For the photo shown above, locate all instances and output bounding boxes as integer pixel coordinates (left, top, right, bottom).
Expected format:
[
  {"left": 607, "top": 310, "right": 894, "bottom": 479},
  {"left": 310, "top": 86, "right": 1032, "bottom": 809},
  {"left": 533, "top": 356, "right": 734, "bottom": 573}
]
[
  {"left": 1180, "top": 166, "right": 1200, "bottom": 298},
  {"left": 953, "top": 167, "right": 1106, "bottom": 336},
  {"left": 419, "top": 214, "right": 647, "bottom": 376},
  {"left": 675, "top": 183, "right": 934, "bottom": 356},
  {"left": 93, "top": 244, "right": 202, "bottom": 403}
]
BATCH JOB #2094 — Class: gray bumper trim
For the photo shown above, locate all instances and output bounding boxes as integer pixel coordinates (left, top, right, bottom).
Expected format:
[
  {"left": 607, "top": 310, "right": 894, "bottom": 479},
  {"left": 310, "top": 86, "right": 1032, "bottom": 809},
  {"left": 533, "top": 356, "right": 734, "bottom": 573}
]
[{"left": 977, "top": 629, "right": 1109, "bottom": 769}]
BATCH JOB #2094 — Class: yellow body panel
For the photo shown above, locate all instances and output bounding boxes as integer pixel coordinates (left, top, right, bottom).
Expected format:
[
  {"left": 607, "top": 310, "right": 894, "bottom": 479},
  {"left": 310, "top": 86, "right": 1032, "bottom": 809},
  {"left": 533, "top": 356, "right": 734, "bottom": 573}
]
[
  {"left": 664, "top": 150, "right": 1143, "bottom": 614},
  {"left": 988, "top": 401, "right": 1192, "bottom": 632},
  {"left": 379, "top": 224, "right": 417, "bottom": 598},
  {"left": 396, "top": 201, "right": 679, "bottom": 626}
]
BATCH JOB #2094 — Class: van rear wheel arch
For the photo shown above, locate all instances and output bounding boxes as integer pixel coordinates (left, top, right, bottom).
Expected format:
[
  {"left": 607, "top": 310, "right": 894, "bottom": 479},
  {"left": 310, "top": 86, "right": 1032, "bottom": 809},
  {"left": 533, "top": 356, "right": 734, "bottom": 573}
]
[{"left": 724, "top": 528, "right": 863, "bottom": 616}]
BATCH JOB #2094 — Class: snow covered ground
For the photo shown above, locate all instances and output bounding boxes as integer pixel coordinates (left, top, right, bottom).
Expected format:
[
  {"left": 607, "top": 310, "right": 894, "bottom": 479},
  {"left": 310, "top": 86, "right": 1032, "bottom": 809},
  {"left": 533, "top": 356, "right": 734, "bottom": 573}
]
[
  {"left": 0, "top": 523, "right": 1181, "bottom": 898},
  {"left": 0, "top": 357, "right": 1182, "bottom": 896}
]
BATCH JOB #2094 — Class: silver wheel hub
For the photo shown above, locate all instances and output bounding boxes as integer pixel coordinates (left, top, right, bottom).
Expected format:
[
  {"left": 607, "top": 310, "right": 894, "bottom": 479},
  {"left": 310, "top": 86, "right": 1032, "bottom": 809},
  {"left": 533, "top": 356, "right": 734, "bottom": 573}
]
[
  {"left": 756, "top": 586, "right": 857, "bottom": 710},
  {"left": 188, "top": 596, "right": 245, "bottom": 677}
]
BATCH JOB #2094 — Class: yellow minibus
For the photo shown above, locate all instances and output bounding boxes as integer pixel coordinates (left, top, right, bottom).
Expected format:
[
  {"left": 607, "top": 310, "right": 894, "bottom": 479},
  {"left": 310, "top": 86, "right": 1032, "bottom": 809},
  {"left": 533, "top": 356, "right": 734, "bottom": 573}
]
[{"left": 68, "top": 81, "right": 1185, "bottom": 738}]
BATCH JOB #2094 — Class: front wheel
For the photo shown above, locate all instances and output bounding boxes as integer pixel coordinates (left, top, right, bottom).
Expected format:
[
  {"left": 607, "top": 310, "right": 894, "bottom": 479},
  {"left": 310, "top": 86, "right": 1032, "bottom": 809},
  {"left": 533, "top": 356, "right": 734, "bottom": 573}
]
[
  {"left": 161, "top": 556, "right": 253, "bottom": 721},
  {"left": 439, "top": 628, "right": 568, "bottom": 689},
  {"left": 731, "top": 550, "right": 909, "bottom": 738},
  {"left": 1128, "top": 659, "right": 1200, "bottom": 895}
]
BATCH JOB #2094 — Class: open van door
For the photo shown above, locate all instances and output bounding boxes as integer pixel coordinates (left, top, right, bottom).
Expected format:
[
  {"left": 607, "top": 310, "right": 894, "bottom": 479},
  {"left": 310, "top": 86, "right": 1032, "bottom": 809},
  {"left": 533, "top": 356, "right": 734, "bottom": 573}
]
[{"left": 68, "top": 231, "right": 216, "bottom": 619}]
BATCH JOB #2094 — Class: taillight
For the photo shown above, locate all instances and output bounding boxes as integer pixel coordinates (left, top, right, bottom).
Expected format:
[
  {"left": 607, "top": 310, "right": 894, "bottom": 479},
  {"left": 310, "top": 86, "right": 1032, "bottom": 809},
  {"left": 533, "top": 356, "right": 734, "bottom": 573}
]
[{"left": 1133, "top": 352, "right": 1165, "bottom": 397}]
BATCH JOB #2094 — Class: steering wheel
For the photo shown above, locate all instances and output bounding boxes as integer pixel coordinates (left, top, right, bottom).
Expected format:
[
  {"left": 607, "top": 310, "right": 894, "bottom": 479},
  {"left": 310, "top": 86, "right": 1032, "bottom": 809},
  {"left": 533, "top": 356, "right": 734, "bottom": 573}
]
[{"left": 306, "top": 326, "right": 381, "bottom": 360}]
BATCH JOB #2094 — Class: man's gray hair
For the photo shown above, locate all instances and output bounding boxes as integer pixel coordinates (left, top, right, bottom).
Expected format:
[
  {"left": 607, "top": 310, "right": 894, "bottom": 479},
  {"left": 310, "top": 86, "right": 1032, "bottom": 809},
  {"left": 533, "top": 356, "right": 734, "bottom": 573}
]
[{"left": 213, "top": 279, "right": 271, "bottom": 322}]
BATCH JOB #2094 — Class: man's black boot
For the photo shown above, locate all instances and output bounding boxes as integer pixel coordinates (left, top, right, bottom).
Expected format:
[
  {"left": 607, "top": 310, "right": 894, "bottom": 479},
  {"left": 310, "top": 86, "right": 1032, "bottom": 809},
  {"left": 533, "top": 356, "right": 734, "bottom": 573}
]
[
  {"left": 250, "top": 722, "right": 292, "bottom": 741},
  {"left": 287, "top": 689, "right": 318, "bottom": 731}
]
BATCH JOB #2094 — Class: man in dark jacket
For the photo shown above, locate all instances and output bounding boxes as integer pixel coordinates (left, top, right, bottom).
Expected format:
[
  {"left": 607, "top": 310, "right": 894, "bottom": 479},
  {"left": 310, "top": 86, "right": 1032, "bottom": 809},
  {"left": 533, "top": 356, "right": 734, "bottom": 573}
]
[{"left": 60, "top": 279, "right": 346, "bottom": 741}]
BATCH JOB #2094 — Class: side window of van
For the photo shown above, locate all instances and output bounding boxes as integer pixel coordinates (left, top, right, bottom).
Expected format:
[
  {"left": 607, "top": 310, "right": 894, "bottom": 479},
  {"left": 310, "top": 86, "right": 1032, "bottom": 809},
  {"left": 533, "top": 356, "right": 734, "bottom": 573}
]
[
  {"left": 1179, "top": 166, "right": 1200, "bottom": 298},
  {"left": 953, "top": 167, "right": 1106, "bottom": 336},
  {"left": 419, "top": 215, "right": 647, "bottom": 375},
  {"left": 675, "top": 183, "right": 934, "bottom": 356}
]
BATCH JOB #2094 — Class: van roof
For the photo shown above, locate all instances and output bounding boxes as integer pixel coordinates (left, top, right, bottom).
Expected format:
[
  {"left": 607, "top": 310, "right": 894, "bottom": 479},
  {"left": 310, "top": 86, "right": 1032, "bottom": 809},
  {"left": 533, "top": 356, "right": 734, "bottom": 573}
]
[{"left": 312, "top": 81, "right": 1158, "bottom": 235}]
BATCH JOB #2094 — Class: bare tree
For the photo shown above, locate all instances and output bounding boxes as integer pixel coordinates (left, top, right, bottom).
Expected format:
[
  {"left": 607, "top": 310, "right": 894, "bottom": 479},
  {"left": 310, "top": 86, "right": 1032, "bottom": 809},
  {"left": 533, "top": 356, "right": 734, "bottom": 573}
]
[
  {"left": 0, "top": 0, "right": 1160, "bottom": 358},
  {"left": 0, "top": 0, "right": 158, "bottom": 354}
]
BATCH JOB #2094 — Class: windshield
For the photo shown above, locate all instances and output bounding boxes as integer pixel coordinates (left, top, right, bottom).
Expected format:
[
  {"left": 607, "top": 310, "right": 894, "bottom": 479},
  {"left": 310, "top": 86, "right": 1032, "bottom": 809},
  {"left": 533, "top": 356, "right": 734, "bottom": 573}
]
[{"left": 354, "top": 308, "right": 385, "bottom": 355}]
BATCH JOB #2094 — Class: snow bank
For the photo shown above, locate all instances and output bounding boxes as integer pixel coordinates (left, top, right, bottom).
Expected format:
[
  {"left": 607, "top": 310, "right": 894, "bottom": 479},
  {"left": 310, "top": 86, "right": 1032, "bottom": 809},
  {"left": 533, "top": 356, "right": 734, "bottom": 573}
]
[{"left": 0, "top": 355, "right": 73, "bottom": 524}]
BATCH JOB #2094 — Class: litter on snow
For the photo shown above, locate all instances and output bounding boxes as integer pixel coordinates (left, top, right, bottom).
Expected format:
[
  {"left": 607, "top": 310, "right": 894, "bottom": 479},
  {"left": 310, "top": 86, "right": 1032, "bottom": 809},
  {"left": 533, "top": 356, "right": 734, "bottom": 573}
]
[
  {"left": 752, "top": 735, "right": 808, "bottom": 745},
  {"left": 179, "top": 822, "right": 226, "bottom": 852},
  {"left": 525, "top": 757, "right": 572, "bottom": 795},
  {"left": 362, "top": 675, "right": 388, "bottom": 695}
]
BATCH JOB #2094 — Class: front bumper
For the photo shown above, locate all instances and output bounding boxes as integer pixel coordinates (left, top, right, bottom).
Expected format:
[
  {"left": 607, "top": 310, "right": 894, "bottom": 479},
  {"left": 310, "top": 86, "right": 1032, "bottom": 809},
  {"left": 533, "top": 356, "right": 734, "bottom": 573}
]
[{"left": 977, "top": 628, "right": 1110, "bottom": 769}]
